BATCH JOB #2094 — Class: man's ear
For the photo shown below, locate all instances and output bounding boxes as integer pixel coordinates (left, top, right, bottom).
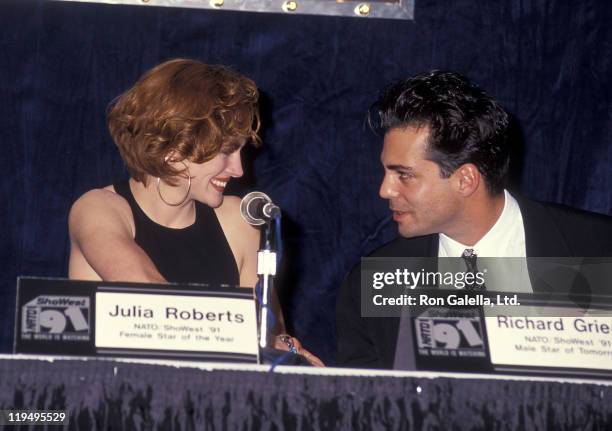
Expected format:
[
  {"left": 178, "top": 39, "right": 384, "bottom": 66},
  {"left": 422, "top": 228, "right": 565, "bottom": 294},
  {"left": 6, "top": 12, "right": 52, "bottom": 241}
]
[{"left": 452, "top": 164, "right": 481, "bottom": 197}]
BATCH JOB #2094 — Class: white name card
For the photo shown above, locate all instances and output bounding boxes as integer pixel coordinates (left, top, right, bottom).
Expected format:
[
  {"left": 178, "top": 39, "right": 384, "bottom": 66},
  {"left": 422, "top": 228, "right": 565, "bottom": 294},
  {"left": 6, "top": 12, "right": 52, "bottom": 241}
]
[
  {"left": 485, "top": 307, "right": 612, "bottom": 371},
  {"left": 95, "top": 291, "right": 258, "bottom": 358}
]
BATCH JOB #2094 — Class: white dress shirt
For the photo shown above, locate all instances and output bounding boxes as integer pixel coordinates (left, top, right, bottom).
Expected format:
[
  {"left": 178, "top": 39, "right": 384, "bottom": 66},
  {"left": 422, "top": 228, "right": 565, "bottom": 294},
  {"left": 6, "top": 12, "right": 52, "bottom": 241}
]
[
  {"left": 438, "top": 190, "right": 526, "bottom": 258},
  {"left": 437, "top": 190, "right": 532, "bottom": 292}
]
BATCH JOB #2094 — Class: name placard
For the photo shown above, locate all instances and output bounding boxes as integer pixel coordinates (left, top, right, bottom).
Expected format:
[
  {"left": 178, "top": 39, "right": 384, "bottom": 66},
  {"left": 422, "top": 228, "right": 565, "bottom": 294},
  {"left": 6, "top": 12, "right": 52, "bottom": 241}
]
[
  {"left": 398, "top": 290, "right": 612, "bottom": 379},
  {"left": 14, "top": 277, "right": 258, "bottom": 363},
  {"left": 485, "top": 308, "right": 612, "bottom": 372}
]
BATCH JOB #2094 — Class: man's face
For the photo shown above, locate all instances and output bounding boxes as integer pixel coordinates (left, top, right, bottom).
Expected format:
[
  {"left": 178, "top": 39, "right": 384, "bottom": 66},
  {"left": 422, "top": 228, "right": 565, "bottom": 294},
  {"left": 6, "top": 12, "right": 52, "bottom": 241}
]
[{"left": 380, "top": 126, "right": 461, "bottom": 238}]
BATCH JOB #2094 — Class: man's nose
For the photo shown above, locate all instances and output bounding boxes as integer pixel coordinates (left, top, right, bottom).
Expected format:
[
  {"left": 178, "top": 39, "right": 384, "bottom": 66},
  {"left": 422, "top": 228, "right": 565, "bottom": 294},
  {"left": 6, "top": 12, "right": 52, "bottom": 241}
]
[{"left": 379, "top": 174, "right": 398, "bottom": 199}]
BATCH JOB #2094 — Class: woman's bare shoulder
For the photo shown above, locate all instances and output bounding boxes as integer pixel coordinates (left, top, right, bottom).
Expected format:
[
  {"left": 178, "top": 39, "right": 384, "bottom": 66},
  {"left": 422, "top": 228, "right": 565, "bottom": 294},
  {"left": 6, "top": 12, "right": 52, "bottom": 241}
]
[
  {"left": 215, "top": 196, "right": 255, "bottom": 231},
  {"left": 215, "top": 196, "right": 259, "bottom": 248},
  {"left": 69, "top": 186, "right": 134, "bottom": 235},
  {"left": 72, "top": 186, "right": 126, "bottom": 210}
]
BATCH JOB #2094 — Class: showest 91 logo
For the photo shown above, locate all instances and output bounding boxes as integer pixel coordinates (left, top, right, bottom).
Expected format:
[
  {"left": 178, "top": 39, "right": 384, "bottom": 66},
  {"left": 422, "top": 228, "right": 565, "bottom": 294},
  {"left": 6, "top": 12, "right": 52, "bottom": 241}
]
[
  {"left": 415, "top": 316, "right": 485, "bottom": 357},
  {"left": 21, "top": 296, "right": 90, "bottom": 342}
]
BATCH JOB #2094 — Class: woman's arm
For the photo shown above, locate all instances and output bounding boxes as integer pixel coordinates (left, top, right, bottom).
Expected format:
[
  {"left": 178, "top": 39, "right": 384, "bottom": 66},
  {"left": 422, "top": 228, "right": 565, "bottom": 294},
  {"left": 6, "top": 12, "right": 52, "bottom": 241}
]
[{"left": 68, "top": 189, "right": 166, "bottom": 283}]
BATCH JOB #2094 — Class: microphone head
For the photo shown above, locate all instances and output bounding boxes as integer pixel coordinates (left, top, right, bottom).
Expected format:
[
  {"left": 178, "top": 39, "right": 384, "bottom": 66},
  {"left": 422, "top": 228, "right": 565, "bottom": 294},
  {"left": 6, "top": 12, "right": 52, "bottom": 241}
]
[{"left": 240, "top": 191, "right": 272, "bottom": 226}]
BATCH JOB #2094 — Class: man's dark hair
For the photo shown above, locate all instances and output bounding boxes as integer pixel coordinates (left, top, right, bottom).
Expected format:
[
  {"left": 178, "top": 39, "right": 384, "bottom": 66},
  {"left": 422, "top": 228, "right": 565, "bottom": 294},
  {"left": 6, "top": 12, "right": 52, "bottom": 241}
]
[{"left": 374, "top": 71, "right": 510, "bottom": 195}]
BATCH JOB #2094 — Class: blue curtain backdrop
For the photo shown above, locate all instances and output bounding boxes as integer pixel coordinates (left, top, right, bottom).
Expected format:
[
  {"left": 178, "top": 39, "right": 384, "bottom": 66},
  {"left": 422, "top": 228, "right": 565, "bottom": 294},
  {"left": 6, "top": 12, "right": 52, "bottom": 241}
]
[{"left": 1, "top": 0, "right": 611, "bottom": 365}]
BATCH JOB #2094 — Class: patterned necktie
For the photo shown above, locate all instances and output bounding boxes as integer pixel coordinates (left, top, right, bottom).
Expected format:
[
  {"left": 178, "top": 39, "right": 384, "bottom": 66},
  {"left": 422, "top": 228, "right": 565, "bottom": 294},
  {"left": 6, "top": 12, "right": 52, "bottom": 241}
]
[{"left": 461, "top": 249, "right": 485, "bottom": 290}]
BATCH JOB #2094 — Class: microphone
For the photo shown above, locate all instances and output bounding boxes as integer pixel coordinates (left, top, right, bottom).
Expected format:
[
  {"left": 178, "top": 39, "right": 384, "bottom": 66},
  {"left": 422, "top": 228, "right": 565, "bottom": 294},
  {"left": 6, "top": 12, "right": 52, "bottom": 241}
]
[{"left": 240, "top": 191, "right": 281, "bottom": 226}]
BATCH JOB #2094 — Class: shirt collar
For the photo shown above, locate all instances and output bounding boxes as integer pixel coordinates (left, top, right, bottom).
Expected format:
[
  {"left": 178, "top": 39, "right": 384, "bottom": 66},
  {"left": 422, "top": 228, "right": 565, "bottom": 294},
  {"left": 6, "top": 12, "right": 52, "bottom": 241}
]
[{"left": 439, "top": 190, "right": 524, "bottom": 257}]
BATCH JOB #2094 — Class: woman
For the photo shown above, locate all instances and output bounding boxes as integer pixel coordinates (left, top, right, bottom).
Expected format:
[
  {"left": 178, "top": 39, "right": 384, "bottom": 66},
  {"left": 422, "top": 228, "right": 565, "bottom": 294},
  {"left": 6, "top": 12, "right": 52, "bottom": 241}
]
[{"left": 68, "top": 59, "right": 322, "bottom": 366}]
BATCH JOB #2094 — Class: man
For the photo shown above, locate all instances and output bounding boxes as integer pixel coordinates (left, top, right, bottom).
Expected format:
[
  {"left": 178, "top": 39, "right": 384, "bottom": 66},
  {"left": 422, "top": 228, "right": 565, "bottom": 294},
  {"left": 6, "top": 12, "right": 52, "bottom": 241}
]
[{"left": 336, "top": 71, "right": 612, "bottom": 369}]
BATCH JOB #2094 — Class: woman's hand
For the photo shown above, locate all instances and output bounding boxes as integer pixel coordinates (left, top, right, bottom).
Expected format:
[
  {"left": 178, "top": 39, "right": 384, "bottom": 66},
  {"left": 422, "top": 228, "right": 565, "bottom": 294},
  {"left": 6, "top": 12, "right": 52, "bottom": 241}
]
[{"left": 274, "top": 334, "right": 325, "bottom": 367}]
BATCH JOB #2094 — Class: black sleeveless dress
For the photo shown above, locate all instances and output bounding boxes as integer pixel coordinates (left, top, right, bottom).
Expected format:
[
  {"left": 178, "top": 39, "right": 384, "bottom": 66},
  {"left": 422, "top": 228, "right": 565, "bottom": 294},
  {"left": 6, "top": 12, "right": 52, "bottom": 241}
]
[{"left": 113, "top": 181, "right": 240, "bottom": 286}]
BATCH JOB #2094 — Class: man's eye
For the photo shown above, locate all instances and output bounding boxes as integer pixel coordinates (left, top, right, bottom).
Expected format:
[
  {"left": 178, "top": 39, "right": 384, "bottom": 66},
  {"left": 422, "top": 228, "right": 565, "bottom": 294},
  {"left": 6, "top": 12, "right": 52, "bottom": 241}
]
[{"left": 399, "top": 172, "right": 413, "bottom": 180}]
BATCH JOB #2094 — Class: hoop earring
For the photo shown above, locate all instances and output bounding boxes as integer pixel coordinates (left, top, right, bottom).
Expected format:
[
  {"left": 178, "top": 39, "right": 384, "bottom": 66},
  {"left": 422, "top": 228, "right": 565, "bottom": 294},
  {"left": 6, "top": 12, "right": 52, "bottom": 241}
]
[{"left": 156, "top": 162, "right": 192, "bottom": 206}]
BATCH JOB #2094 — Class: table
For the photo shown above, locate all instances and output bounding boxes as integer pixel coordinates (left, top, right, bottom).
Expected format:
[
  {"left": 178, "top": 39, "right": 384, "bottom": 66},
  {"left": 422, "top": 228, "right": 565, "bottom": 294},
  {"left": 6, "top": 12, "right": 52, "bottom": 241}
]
[{"left": 1, "top": 355, "right": 611, "bottom": 430}]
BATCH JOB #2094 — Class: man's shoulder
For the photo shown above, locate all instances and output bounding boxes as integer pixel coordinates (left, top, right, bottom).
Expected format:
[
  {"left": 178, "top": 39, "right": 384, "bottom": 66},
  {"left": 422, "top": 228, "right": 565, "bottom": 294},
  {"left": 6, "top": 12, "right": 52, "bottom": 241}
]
[
  {"left": 544, "top": 201, "right": 610, "bottom": 224},
  {"left": 515, "top": 194, "right": 612, "bottom": 255},
  {"left": 517, "top": 195, "right": 612, "bottom": 229}
]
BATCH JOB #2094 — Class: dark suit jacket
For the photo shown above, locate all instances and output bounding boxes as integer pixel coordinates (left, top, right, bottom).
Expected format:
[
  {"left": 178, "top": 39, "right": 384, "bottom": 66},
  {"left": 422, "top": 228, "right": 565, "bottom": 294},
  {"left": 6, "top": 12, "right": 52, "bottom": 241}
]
[{"left": 336, "top": 196, "right": 612, "bottom": 369}]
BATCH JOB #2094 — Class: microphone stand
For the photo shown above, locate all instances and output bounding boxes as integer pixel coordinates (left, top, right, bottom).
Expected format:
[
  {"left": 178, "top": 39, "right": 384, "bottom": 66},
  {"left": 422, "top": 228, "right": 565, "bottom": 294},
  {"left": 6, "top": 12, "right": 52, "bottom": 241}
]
[{"left": 257, "top": 218, "right": 277, "bottom": 349}]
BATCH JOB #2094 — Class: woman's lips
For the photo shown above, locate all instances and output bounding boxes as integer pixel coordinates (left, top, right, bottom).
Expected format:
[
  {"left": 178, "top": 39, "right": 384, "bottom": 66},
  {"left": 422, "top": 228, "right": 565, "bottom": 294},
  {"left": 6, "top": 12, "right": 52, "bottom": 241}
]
[{"left": 211, "top": 177, "right": 229, "bottom": 193}]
